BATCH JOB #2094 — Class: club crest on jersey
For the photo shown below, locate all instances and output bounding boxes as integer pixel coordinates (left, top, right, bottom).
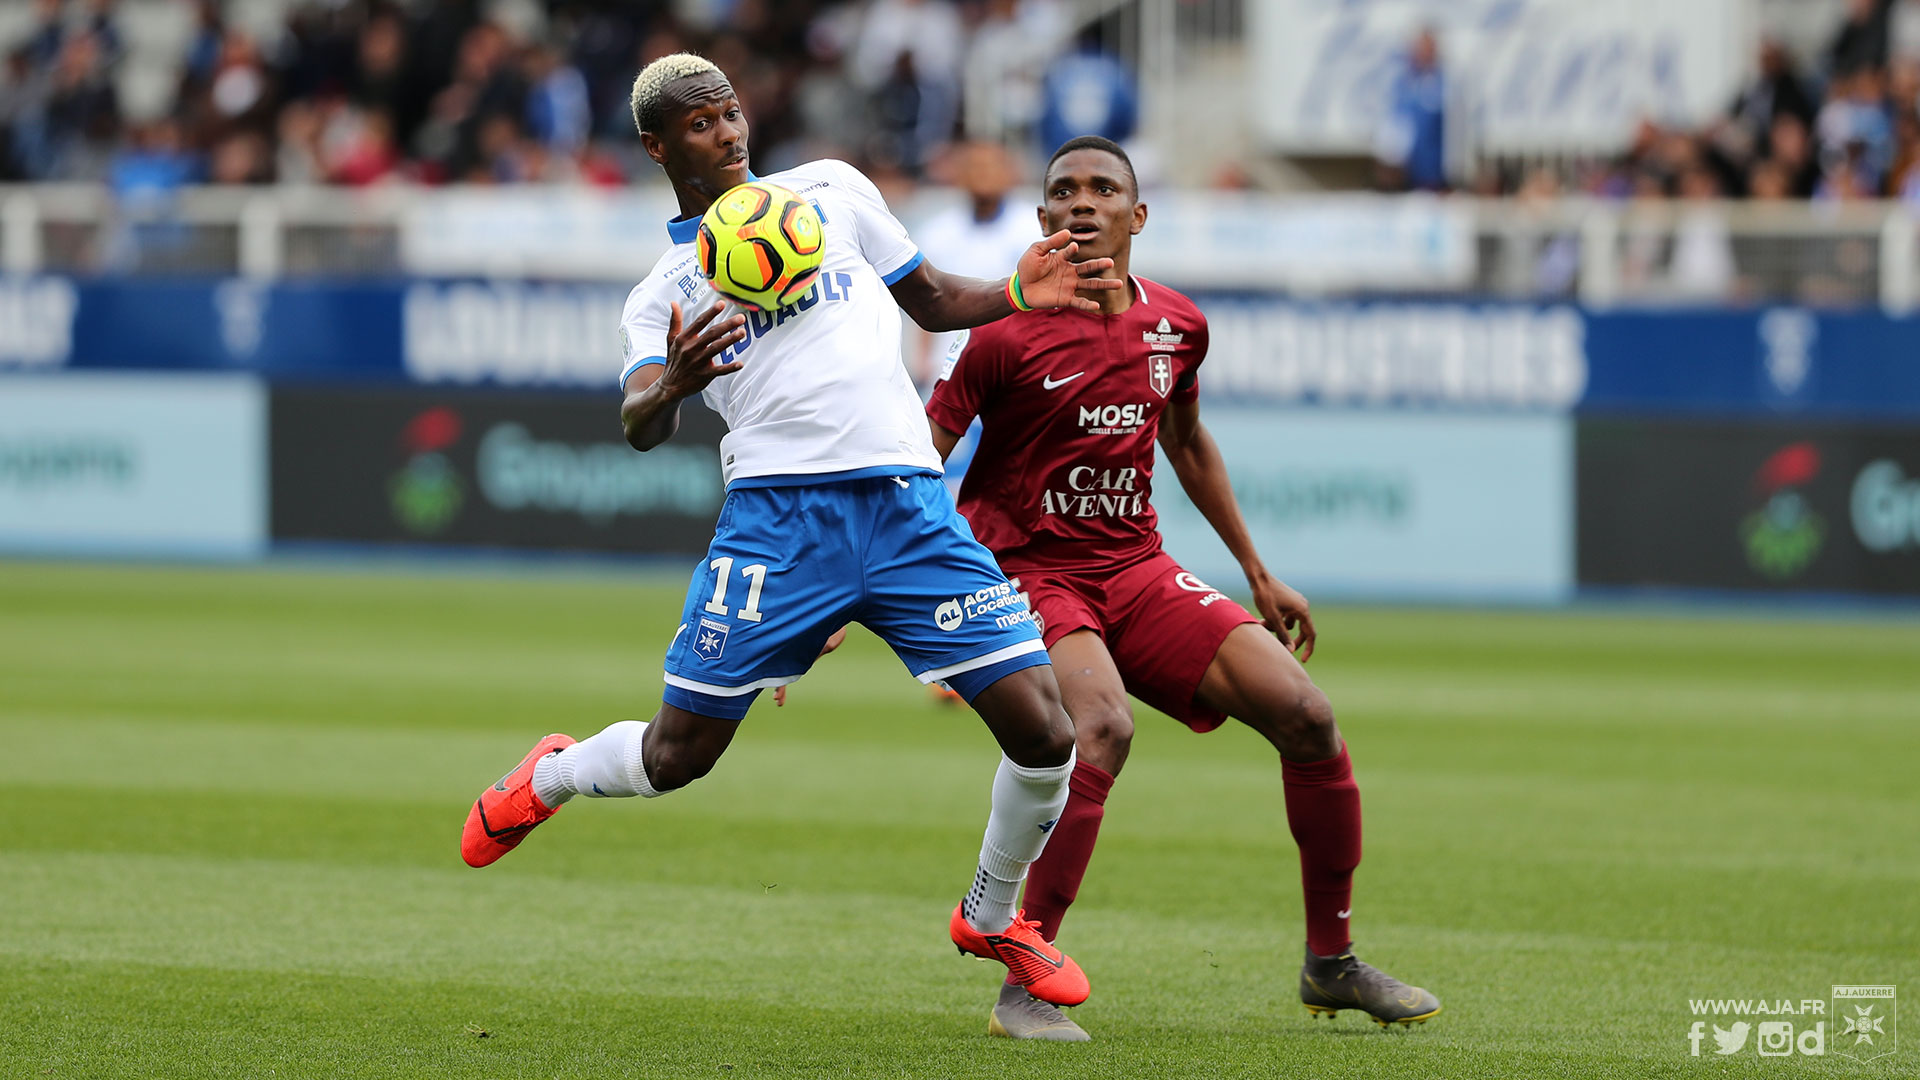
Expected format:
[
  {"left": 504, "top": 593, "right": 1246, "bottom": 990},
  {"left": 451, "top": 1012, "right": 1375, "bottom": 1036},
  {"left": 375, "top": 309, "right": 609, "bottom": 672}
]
[
  {"left": 693, "top": 617, "right": 730, "bottom": 662},
  {"left": 1143, "top": 316, "right": 1183, "bottom": 354},
  {"left": 1149, "top": 354, "right": 1173, "bottom": 398}
]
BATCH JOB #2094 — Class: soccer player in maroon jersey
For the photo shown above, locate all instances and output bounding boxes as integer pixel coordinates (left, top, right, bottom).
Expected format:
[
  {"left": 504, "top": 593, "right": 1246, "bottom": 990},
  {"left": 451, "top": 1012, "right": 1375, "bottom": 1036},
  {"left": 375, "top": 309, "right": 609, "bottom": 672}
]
[{"left": 924, "top": 136, "right": 1442, "bottom": 1040}]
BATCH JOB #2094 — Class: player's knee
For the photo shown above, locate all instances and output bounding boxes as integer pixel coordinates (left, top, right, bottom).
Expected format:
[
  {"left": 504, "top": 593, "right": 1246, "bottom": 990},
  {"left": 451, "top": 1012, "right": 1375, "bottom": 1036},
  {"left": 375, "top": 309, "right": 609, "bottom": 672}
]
[
  {"left": 1020, "top": 711, "right": 1077, "bottom": 768},
  {"left": 1256, "top": 678, "right": 1339, "bottom": 759},
  {"left": 1005, "top": 704, "right": 1076, "bottom": 769},
  {"left": 1074, "top": 701, "right": 1134, "bottom": 760}
]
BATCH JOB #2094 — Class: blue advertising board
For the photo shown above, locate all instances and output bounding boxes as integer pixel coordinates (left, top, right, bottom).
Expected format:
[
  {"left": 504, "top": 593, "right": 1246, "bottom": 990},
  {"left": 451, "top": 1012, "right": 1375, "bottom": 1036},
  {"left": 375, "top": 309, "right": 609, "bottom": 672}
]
[{"left": 6, "top": 276, "right": 1920, "bottom": 419}]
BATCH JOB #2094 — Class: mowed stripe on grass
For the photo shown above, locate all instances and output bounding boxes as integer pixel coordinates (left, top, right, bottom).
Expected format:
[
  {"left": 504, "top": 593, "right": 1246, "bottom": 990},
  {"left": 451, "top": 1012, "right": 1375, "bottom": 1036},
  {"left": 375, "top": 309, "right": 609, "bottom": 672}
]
[{"left": 2, "top": 561, "right": 1915, "bottom": 1079}]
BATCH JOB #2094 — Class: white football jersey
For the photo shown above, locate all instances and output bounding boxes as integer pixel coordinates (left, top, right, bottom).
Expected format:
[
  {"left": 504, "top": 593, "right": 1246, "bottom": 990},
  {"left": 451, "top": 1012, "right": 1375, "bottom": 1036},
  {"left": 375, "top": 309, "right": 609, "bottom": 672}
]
[{"left": 619, "top": 159, "right": 943, "bottom": 488}]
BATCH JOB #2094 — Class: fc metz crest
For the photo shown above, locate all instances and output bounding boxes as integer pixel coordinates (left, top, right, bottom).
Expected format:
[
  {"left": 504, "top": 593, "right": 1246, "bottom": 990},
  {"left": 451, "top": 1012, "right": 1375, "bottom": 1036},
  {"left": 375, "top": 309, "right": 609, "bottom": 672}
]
[{"left": 1149, "top": 354, "right": 1173, "bottom": 398}]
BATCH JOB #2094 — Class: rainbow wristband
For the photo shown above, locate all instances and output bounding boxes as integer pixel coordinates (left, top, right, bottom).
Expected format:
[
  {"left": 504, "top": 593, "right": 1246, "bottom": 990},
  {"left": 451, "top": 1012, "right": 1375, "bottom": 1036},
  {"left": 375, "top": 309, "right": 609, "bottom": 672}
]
[{"left": 1006, "top": 269, "right": 1033, "bottom": 312}]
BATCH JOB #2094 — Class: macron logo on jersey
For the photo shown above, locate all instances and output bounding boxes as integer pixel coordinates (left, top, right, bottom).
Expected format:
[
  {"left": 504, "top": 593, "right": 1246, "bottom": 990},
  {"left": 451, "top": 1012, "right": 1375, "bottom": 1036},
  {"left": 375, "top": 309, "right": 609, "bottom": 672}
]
[{"left": 717, "top": 272, "right": 857, "bottom": 365}]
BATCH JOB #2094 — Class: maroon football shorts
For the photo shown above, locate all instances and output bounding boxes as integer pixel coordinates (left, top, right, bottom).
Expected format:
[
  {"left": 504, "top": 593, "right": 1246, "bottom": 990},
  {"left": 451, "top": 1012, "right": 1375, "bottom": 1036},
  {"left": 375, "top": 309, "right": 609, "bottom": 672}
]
[{"left": 1000, "top": 549, "right": 1259, "bottom": 733}]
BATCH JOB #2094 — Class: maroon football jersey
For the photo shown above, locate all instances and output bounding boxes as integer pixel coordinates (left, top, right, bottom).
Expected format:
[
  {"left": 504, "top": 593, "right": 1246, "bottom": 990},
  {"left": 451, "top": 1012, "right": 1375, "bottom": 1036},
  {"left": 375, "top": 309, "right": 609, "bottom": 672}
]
[{"left": 927, "top": 276, "right": 1208, "bottom": 571}]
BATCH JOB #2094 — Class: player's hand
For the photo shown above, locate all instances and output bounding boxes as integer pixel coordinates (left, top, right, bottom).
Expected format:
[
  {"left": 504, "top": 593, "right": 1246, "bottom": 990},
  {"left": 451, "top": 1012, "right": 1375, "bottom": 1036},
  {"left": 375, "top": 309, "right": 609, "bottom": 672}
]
[
  {"left": 657, "top": 301, "right": 748, "bottom": 400},
  {"left": 773, "top": 627, "right": 848, "bottom": 706},
  {"left": 1015, "top": 230, "right": 1123, "bottom": 313},
  {"left": 1249, "top": 570, "right": 1316, "bottom": 663}
]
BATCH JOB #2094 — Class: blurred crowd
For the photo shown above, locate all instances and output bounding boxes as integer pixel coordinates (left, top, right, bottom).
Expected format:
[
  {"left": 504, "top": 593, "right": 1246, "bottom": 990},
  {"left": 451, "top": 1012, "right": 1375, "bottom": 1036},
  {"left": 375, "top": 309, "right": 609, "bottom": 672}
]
[
  {"left": 0, "top": 0, "right": 1125, "bottom": 192},
  {"left": 12, "top": 0, "right": 1920, "bottom": 214},
  {"left": 1396, "top": 0, "right": 1920, "bottom": 206}
]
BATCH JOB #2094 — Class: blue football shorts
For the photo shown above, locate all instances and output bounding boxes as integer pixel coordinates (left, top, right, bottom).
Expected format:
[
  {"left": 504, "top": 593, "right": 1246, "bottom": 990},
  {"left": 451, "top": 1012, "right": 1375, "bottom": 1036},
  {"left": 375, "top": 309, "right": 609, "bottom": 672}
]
[{"left": 661, "top": 470, "right": 1047, "bottom": 720}]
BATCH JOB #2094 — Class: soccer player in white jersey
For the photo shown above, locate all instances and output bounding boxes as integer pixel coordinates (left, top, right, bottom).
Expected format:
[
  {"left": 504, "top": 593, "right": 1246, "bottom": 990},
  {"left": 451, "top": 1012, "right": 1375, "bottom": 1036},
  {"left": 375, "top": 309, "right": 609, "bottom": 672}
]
[{"left": 459, "top": 53, "right": 1121, "bottom": 1012}]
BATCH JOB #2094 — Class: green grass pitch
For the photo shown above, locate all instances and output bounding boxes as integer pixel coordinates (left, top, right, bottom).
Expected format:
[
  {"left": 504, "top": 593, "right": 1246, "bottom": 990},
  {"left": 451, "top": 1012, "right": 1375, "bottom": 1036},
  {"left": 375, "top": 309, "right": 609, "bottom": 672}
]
[{"left": 2, "top": 560, "right": 1915, "bottom": 1079}]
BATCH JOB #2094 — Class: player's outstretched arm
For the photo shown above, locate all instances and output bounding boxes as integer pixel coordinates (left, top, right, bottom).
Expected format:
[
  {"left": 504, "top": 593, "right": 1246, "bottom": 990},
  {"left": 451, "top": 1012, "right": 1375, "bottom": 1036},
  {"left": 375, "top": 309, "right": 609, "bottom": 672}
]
[
  {"left": 1159, "top": 400, "right": 1317, "bottom": 660},
  {"left": 886, "top": 230, "right": 1121, "bottom": 332},
  {"left": 620, "top": 301, "right": 747, "bottom": 452}
]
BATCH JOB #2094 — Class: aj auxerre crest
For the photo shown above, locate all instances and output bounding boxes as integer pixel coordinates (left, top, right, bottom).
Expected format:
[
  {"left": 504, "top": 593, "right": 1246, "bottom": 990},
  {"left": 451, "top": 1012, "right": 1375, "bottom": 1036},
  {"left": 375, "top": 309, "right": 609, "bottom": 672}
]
[
  {"left": 693, "top": 616, "right": 730, "bottom": 663},
  {"left": 1832, "top": 985, "right": 1896, "bottom": 1062}
]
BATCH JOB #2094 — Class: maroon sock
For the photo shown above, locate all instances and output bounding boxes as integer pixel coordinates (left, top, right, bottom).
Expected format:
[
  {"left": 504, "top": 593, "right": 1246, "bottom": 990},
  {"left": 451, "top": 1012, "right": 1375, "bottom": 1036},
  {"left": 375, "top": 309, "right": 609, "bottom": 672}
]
[
  {"left": 1017, "top": 759, "right": 1115, "bottom": 953},
  {"left": 1281, "top": 745, "right": 1362, "bottom": 957}
]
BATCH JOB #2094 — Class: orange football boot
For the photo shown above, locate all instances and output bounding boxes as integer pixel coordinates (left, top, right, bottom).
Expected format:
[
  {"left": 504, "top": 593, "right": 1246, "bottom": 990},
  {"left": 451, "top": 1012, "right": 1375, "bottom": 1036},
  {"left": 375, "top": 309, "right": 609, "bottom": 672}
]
[
  {"left": 461, "top": 733, "right": 575, "bottom": 868},
  {"left": 950, "top": 905, "right": 1090, "bottom": 1007}
]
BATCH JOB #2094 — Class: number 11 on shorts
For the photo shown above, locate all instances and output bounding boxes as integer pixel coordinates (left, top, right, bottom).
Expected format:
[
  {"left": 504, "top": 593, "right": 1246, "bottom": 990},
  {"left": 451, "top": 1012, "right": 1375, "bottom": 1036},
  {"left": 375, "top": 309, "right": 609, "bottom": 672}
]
[{"left": 704, "top": 557, "right": 768, "bottom": 623}]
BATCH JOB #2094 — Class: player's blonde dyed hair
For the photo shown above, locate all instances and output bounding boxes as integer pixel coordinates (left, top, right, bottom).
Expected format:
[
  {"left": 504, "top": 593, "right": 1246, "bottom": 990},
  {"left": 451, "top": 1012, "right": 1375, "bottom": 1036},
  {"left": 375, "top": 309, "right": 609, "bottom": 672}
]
[{"left": 630, "top": 52, "right": 726, "bottom": 135}]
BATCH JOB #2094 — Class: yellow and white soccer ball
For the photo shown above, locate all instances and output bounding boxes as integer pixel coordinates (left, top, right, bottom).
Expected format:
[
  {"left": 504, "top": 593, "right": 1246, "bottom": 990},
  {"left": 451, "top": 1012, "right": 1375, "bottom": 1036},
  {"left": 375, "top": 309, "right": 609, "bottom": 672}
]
[{"left": 695, "top": 181, "right": 825, "bottom": 311}]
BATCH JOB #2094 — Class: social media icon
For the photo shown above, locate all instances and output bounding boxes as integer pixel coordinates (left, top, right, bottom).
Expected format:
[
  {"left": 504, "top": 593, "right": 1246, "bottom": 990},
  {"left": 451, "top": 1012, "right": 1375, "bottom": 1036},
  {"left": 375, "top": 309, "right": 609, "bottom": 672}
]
[
  {"left": 1714, "top": 1022, "right": 1752, "bottom": 1054},
  {"left": 1758, "top": 1021, "right": 1794, "bottom": 1056},
  {"left": 1799, "top": 1021, "right": 1827, "bottom": 1056}
]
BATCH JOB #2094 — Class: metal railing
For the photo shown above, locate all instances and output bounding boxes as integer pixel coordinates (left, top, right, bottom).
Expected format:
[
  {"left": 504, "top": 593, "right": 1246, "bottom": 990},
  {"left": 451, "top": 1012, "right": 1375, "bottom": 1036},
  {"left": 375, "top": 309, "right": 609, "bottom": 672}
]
[{"left": 0, "top": 183, "right": 1912, "bottom": 311}]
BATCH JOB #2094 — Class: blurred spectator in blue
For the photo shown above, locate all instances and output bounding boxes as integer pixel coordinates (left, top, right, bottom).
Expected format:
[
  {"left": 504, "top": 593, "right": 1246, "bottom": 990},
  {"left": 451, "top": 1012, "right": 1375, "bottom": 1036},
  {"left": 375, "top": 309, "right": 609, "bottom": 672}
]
[
  {"left": 80, "top": 0, "right": 124, "bottom": 66},
  {"left": 24, "top": 0, "right": 67, "bottom": 68},
  {"left": 27, "top": 29, "right": 121, "bottom": 180},
  {"left": 1036, "top": 31, "right": 1136, "bottom": 154},
  {"left": 1816, "top": 67, "right": 1893, "bottom": 184},
  {"left": 565, "top": 6, "right": 638, "bottom": 141},
  {"left": 110, "top": 117, "right": 198, "bottom": 200},
  {"left": 1829, "top": 0, "right": 1894, "bottom": 77},
  {"left": 1375, "top": 27, "right": 1446, "bottom": 192},
  {"left": 181, "top": 0, "right": 224, "bottom": 86},
  {"left": 523, "top": 43, "right": 590, "bottom": 154}
]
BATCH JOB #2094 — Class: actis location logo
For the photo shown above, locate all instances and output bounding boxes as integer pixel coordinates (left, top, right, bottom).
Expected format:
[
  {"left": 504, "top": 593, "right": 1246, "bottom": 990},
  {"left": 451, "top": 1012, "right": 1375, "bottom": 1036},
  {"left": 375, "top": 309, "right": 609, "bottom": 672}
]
[
  {"left": 1740, "top": 442, "right": 1825, "bottom": 581},
  {"left": 390, "top": 406, "right": 466, "bottom": 535}
]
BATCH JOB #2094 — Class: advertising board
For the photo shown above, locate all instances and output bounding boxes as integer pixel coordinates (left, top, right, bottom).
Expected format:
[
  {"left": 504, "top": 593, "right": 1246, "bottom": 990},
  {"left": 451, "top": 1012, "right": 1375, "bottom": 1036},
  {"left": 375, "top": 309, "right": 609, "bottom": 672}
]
[
  {"left": 1153, "top": 408, "right": 1573, "bottom": 601},
  {"left": 12, "top": 277, "right": 1920, "bottom": 420},
  {"left": 1247, "top": 0, "right": 1746, "bottom": 155},
  {"left": 0, "top": 373, "right": 266, "bottom": 557},
  {"left": 271, "top": 385, "right": 724, "bottom": 556},
  {"left": 1578, "top": 419, "right": 1920, "bottom": 595}
]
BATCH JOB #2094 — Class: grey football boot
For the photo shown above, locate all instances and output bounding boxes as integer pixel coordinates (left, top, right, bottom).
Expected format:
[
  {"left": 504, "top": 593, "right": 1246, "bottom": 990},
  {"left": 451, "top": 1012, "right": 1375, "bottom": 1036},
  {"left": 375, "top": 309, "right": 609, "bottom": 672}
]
[
  {"left": 988, "top": 983, "right": 1092, "bottom": 1041},
  {"left": 1300, "top": 946, "right": 1442, "bottom": 1027}
]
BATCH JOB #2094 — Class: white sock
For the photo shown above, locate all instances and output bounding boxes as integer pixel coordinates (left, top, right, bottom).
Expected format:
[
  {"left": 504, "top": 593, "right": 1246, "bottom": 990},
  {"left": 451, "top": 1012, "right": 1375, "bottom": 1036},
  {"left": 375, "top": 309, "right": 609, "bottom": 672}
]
[
  {"left": 532, "top": 719, "right": 661, "bottom": 806},
  {"left": 963, "top": 749, "right": 1074, "bottom": 934}
]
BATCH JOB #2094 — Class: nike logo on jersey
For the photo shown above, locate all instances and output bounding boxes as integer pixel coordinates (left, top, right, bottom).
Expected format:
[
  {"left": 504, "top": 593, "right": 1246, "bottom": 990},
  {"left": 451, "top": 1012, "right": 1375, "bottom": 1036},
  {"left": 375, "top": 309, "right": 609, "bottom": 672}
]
[
  {"left": 1337, "top": 909, "right": 1352, "bottom": 919},
  {"left": 1041, "top": 372, "right": 1086, "bottom": 390}
]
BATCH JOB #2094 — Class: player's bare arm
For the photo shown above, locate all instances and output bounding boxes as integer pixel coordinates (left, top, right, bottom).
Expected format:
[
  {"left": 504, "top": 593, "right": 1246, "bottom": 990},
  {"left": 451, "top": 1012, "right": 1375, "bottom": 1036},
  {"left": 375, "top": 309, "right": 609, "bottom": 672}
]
[
  {"left": 888, "top": 233, "right": 1120, "bottom": 332},
  {"left": 1158, "top": 398, "right": 1317, "bottom": 660},
  {"left": 620, "top": 300, "right": 747, "bottom": 452},
  {"left": 930, "top": 420, "right": 963, "bottom": 462}
]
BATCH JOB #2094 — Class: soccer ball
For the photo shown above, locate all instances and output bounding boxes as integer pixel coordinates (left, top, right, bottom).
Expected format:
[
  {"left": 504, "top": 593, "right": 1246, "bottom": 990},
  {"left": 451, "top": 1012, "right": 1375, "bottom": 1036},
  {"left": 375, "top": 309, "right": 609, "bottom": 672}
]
[{"left": 696, "top": 181, "right": 825, "bottom": 311}]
